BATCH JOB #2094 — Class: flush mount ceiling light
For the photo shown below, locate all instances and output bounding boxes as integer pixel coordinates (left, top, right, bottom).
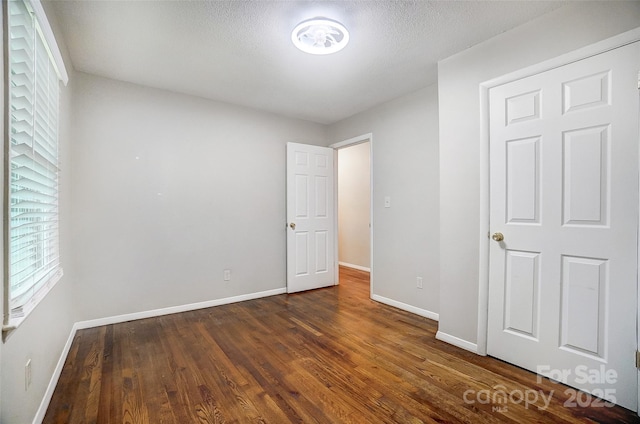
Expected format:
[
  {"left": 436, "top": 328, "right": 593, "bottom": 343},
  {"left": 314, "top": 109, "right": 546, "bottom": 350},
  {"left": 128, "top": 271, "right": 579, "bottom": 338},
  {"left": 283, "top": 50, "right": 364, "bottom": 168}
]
[{"left": 291, "top": 18, "right": 349, "bottom": 55}]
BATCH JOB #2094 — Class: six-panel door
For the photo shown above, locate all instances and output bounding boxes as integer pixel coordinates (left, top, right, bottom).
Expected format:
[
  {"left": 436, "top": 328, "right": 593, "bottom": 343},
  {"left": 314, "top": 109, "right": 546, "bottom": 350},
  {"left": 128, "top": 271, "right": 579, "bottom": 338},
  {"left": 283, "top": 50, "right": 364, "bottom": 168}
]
[
  {"left": 286, "top": 143, "right": 336, "bottom": 293},
  {"left": 488, "top": 42, "right": 640, "bottom": 410}
]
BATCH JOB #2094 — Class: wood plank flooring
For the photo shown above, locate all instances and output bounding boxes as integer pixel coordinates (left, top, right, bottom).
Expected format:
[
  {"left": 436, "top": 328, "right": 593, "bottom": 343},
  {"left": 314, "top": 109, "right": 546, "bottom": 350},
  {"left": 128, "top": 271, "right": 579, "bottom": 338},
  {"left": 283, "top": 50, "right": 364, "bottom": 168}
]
[{"left": 44, "top": 267, "right": 639, "bottom": 423}]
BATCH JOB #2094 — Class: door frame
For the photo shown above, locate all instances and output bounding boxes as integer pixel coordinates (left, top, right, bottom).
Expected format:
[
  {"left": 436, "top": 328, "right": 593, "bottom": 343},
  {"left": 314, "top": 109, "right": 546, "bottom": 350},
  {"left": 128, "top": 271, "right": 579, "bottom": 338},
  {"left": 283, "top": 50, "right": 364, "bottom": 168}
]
[
  {"left": 478, "top": 26, "right": 640, "bottom": 357},
  {"left": 330, "top": 133, "right": 374, "bottom": 298}
]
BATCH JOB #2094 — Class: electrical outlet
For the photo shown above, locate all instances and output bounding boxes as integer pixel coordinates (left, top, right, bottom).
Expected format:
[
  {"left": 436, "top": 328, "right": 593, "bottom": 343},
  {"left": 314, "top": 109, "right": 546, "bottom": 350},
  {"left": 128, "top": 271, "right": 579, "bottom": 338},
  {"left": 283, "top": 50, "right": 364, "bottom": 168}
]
[
  {"left": 25, "top": 359, "right": 32, "bottom": 391},
  {"left": 416, "top": 277, "right": 423, "bottom": 289},
  {"left": 223, "top": 269, "right": 231, "bottom": 281}
]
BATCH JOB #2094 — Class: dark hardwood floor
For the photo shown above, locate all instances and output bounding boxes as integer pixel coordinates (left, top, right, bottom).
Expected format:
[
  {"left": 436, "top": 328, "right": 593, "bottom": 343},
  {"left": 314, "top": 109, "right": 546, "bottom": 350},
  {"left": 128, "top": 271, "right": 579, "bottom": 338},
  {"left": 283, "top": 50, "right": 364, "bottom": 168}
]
[{"left": 44, "top": 267, "right": 639, "bottom": 423}]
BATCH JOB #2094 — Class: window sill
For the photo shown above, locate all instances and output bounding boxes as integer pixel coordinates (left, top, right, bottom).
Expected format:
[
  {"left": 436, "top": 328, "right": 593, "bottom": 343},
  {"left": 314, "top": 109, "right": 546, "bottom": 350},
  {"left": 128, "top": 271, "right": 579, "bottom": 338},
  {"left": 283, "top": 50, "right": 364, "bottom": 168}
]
[{"left": 3, "top": 269, "right": 64, "bottom": 342}]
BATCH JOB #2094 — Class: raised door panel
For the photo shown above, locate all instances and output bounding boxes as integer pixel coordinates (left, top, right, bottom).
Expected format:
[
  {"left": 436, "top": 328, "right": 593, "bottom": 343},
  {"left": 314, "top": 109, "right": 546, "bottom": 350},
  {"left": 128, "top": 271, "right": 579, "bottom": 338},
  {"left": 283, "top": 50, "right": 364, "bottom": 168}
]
[
  {"left": 562, "top": 71, "right": 610, "bottom": 114},
  {"left": 295, "top": 232, "right": 309, "bottom": 276},
  {"left": 504, "top": 250, "right": 540, "bottom": 339},
  {"left": 506, "top": 90, "right": 541, "bottom": 125},
  {"left": 315, "top": 230, "right": 328, "bottom": 273},
  {"left": 315, "top": 175, "right": 328, "bottom": 218},
  {"left": 562, "top": 126, "right": 609, "bottom": 226},
  {"left": 295, "top": 175, "right": 309, "bottom": 219},
  {"left": 506, "top": 137, "right": 540, "bottom": 224},
  {"left": 560, "top": 256, "right": 607, "bottom": 359}
]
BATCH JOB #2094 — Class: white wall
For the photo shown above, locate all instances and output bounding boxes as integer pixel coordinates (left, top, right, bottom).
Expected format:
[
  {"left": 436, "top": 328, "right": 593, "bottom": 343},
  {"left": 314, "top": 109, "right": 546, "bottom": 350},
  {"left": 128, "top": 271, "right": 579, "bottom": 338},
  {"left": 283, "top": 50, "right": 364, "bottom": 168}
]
[
  {"left": 437, "top": 2, "right": 640, "bottom": 346},
  {"left": 70, "top": 72, "right": 326, "bottom": 321},
  {"left": 328, "top": 85, "right": 439, "bottom": 317},
  {"left": 338, "top": 142, "right": 370, "bottom": 270},
  {"left": 0, "top": 3, "right": 77, "bottom": 422}
]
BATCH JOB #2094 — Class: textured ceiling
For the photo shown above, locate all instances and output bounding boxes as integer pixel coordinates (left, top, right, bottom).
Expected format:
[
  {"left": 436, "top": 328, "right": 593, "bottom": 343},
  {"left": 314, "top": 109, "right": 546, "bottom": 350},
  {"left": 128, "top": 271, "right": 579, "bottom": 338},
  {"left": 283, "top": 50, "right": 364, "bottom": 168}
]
[{"left": 48, "top": 1, "right": 567, "bottom": 124}]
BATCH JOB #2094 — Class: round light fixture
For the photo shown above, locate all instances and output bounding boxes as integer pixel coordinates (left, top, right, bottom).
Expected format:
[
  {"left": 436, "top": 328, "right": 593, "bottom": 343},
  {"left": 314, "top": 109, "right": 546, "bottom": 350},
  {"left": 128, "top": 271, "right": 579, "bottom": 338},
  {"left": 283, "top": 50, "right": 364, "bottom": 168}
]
[{"left": 291, "top": 18, "right": 349, "bottom": 55}]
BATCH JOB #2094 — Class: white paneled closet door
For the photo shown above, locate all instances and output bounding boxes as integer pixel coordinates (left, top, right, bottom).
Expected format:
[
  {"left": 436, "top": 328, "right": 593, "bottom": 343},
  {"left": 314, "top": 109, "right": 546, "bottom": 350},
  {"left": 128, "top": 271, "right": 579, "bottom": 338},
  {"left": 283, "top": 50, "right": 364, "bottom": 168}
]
[{"left": 488, "top": 42, "right": 640, "bottom": 411}]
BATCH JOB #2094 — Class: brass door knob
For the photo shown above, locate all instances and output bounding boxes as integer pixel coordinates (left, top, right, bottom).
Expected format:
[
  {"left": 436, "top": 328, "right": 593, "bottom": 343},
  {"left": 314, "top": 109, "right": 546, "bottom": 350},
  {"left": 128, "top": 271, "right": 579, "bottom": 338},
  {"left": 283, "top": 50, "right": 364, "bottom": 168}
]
[
  {"left": 492, "top": 232, "right": 504, "bottom": 242},
  {"left": 289, "top": 222, "right": 296, "bottom": 230}
]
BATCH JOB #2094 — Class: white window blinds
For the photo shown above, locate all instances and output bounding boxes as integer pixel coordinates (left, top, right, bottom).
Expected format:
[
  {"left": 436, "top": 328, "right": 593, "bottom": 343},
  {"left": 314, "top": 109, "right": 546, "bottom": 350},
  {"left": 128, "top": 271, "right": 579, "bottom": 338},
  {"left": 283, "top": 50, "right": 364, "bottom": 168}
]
[{"left": 5, "top": 0, "right": 63, "bottom": 320}]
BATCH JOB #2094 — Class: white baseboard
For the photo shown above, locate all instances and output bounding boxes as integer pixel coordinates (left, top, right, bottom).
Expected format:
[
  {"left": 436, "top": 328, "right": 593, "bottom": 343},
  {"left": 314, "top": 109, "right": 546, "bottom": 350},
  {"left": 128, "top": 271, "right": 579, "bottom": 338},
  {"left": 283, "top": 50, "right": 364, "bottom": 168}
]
[
  {"left": 436, "top": 331, "right": 479, "bottom": 354},
  {"left": 371, "top": 294, "right": 439, "bottom": 321},
  {"left": 76, "top": 287, "right": 286, "bottom": 329},
  {"left": 33, "top": 287, "right": 286, "bottom": 422},
  {"left": 338, "top": 262, "right": 371, "bottom": 272},
  {"left": 33, "top": 321, "right": 79, "bottom": 424}
]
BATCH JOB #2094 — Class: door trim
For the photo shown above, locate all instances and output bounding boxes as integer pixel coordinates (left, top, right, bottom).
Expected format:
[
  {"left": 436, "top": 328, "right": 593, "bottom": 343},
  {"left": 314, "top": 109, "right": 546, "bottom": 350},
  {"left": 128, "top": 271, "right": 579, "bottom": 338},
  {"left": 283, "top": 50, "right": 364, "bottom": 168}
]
[
  {"left": 478, "top": 27, "right": 640, "bottom": 357},
  {"left": 330, "top": 133, "right": 374, "bottom": 299}
]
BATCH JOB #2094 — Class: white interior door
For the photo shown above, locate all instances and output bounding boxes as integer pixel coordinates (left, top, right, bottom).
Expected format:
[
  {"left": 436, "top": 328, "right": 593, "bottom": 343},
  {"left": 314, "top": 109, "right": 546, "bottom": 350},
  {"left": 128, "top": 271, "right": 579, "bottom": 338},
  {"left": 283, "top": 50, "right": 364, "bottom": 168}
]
[
  {"left": 286, "top": 142, "right": 336, "bottom": 293},
  {"left": 488, "top": 42, "right": 640, "bottom": 411}
]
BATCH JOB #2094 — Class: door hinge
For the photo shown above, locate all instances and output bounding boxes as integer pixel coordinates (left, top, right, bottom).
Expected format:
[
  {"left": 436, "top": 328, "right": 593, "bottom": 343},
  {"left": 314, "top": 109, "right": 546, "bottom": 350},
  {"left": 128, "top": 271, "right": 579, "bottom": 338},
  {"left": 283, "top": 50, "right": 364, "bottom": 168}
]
[{"left": 635, "top": 350, "right": 640, "bottom": 368}]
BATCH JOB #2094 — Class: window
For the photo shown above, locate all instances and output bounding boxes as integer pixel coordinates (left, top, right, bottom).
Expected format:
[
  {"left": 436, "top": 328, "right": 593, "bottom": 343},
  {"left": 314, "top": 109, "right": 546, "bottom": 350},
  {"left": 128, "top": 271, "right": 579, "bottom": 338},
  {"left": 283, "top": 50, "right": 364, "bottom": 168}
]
[{"left": 4, "top": 0, "right": 68, "bottom": 330}]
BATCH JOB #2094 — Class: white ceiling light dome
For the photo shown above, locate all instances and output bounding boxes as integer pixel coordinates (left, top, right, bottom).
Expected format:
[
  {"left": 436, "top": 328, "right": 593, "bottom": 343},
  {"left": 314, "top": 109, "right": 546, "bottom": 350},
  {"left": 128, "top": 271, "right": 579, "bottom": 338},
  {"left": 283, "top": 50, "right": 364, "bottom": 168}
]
[{"left": 291, "top": 17, "right": 349, "bottom": 55}]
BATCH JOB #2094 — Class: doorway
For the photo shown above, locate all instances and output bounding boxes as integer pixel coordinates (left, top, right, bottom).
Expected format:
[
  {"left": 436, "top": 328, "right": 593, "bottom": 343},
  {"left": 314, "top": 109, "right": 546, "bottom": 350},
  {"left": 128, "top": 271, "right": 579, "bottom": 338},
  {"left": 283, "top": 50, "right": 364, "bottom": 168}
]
[{"left": 332, "top": 134, "right": 373, "bottom": 292}]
